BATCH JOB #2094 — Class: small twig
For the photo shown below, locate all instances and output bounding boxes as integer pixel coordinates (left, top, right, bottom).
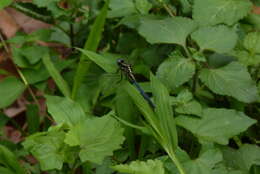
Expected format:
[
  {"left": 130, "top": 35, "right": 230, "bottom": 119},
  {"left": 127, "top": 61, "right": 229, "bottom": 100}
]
[{"left": 163, "top": 3, "right": 175, "bottom": 17}]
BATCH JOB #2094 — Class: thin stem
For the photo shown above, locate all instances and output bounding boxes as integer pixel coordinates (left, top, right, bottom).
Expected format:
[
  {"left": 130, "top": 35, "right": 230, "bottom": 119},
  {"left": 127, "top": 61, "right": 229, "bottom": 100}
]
[
  {"left": 183, "top": 45, "right": 192, "bottom": 59},
  {"left": 163, "top": 3, "right": 175, "bottom": 17},
  {"left": 166, "top": 148, "right": 186, "bottom": 174},
  {"left": 233, "top": 136, "right": 242, "bottom": 148},
  {"left": 70, "top": 23, "right": 74, "bottom": 47}
]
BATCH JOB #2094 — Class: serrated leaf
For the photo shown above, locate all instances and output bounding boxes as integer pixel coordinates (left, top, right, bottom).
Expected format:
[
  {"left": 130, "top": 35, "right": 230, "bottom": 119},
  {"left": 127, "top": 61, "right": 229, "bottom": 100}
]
[
  {"left": 191, "top": 25, "right": 238, "bottom": 53},
  {"left": 176, "top": 108, "right": 256, "bottom": 144},
  {"left": 243, "top": 31, "right": 260, "bottom": 54},
  {"left": 0, "top": 77, "right": 26, "bottom": 109},
  {"left": 113, "top": 159, "right": 165, "bottom": 174},
  {"left": 157, "top": 56, "right": 195, "bottom": 90},
  {"left": 138, "top": 17, "right": 197, "bottom": 46},
  {"left": 46, "top": 95, "right": 86, "bottom": 127},
  {"left": 64, "top": 115, "right": 125, "bottom": 164},
  {"left": 22, "top": 131, "right": 66, "bottom": 170},
  {"left": 222, "top": 144, "right": 260, "bottom": 171},
  {"left": 232, "top": 50, "right": 260, "bottom": 66},
  {"left": 193, "top": 0, "right": 252, "bottom": 26},
  {"left": 199, "top": 62, "right": 259, "bottom": 103}
]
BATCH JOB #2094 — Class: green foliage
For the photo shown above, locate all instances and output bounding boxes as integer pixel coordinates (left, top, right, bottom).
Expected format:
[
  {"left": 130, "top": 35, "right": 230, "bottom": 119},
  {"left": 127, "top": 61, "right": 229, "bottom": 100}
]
[
  {"left": 1, "top": 0, "right": 260, "bottom": 173},
  {"left": 0, "top": 77, "right": 26, "bottom": 109},
  {"left": 113, "top": 159, "right": 165, "bottom": 174}
]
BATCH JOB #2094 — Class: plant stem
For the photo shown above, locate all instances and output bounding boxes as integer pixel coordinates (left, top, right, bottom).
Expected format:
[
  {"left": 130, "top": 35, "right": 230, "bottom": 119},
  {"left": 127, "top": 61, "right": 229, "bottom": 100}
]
[
  {"left": 163, "top": 3, "right": 175, "bottom": 17},
  {"left": 166, "top": 148, "right": 186, "bottom": 174},
  {"left": 183, "top": 45, "right": 192, "bottom": 59},
  {"left": 233, "top": 136, "right": 242, "bottom": 148}
]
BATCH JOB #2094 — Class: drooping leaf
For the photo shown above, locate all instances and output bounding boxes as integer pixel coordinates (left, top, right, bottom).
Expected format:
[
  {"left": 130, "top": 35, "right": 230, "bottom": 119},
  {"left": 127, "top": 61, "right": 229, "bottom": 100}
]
[
  {"left": 108, "top": 0, "right": 136, "bottom": 18},
  {"left": 191, "top": 25, "right": 238, "bottom": 53},
  {"left": 22, "top": 131, "right": 67, "bottom": 171},
  {"left": 157, "top": 56, "right": 195, "bottom": 90},
  {"left": 42, "top": 54, "right": 71, "bottom": 98},
  {"left": 222, "top": 144, "right": 260, "bottom": 171},
  {"left": 243, "top": 31, "right": 260, "bottom": 54},
  {"left": 138, "top": 17, "right": 197, "bottom": 46},
  {"left": 193, "top": 0, "right": 252, "bottom": 26},
  {"left": 113, "top": 159, "right": 165, "bottom": 174},
  {"left": 77, "top": 49, "right": 117, "bottom": 73},
  {"left": 176, "top": 108, "right": 256, "bottom": 144},
  {"left": 0, "top": 145, "right": 27, "bottom": 174},
  {"left": 0, "top": 77, "right": 26, "bottom": 109},
  {"left": 135, "top": 0, "right": 152, "bottom": 15},
  {"left": 46, "top": 95, "right": 86, "bottom": 127},
  {"left": 64, "top": 115, "right": 125, "bottom": 164},
  {"left": 199, "top": 62, "right": 259, "bottom": 103}
]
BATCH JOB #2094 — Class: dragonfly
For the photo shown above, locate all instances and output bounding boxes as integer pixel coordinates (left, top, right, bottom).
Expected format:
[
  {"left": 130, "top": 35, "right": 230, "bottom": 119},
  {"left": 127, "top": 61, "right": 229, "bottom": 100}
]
[{"left": 117, "top": 59, "right": 155, "bottom": 108}]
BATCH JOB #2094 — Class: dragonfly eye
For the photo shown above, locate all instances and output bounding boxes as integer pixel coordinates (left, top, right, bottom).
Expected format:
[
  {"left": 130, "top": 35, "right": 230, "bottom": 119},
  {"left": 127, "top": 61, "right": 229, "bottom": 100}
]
[{"left": 117, "top": 58, "right": 125, "bottom": 65}]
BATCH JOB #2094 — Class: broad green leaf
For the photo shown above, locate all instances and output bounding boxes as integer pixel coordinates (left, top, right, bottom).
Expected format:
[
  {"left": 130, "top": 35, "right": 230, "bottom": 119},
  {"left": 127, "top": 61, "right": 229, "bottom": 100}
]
[
  {"left": 77, "top": 49, "right": 117, "bottom": 73},
  {"left": 193, "top": 0, "right": 252, "bottom": 26},
  {"left": 199, "top": 62, "right": 259, "bottom": 103},
  {"left": 191, "top": 25, "right": 238, "bottom": 53},
  {"left": 0, "top": 145, "right": 27, "bottom": 174},
  {"left": 46, "top": 95, "right": 86, "bottom": 127},
  {"left": 0, "top": 77, "right": 26, "bottom": 109},
  {"left": 176, "top": 100, "right": 202, "bottom": 116},
  {"left": 113, "top": 159, "right": 165, "bottom": 174},
  {"left": 243, "top": 31, "right": 260, "bottom": 54},
  {"left": 222, "top": 144, "right": 260, "bottom": 171},
  {"left": 72, "top": 0, "right": 109, "bottom": 99},
  {"left": 150, "top": 74, "right": 178, "bottom": 150},
  {"left": 42, "top": 54, "right": 71, "bottom": 98},
  {"left": 108, "top": 0, "right": 136, "bottom": 18},
  {"left": 64, "top": 115, "right": 125, "bottom": 164},
  {"left": 138, "top": 17, "right": 197, "bottom": 46},
  {"left": 0, "top": 0, "right": 12, "bottom": 9},
  {"left": 157, "top": 56, "right": 195, "bottom": 90},
  {"left": 183, "top": 149, "right": 222, "bottom": 174},
  {"left": 135, "top": 0, "right": 152, "bottom": 15},
  {"left": 176, "top": 108, "right": 256, "bottom": 144},
  {"left": 23, "top": 131, "right": 66, "bottom": 170},
  {"left": 21, "top": 45, "right": 48, "bottom": 64}
]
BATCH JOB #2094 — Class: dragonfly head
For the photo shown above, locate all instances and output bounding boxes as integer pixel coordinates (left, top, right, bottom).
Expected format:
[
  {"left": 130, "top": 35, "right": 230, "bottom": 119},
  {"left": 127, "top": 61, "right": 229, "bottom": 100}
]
[{"left": 117, "top": 58, "right": 125, "bottom": 66}]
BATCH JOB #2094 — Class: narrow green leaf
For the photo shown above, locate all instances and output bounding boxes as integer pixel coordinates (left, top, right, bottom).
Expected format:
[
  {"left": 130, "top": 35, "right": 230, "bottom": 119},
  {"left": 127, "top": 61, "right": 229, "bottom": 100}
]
[
  {"left": 77, "top": 49, "right": 117, "bottom": 73},
  {"left": 72, "top": 0, "right": 110, "bottom": 99},
  {"left": 0, "top": 0, "right": 12, "bottom": 9},
  {"left": 0, "top": 145, "right": 27, "bottom": 174},
  {"left": 26, "top": 104, "right": 40, "bottom": 134},
  {"left": 42, "top": 54, "right": 71, "bottom": 98},
  {"left": 113, "top": 159, "right": 165, "bottom": 174},
  {"left": 191, "top": 25, "right": 238, "bottom": 53},
  {"left": 46, "top": 95, "right": 86, "bottom": 127},
  {"left": 138, "top": 17, "right": 197, "bottom": 46},
  {"left": 64, "top": 115, "right": 125, "bottom": 164},
  {"left": 193, "top": 0, "right": 252, "bottom": 26},
  {"left": 199, "top": 62, "right": 259, "bottom": 103},
  {"left": 176, "top": 108, "right": 256, "bottom": 144},
  {"left": 0, "top": 77, "right": 26, "bottom": 109},
  {"left": 150, "top": 73, "right": 178, "bottom": 150},
  {"left": 157, "top": 56, "right": 195, "bottom": 90}
]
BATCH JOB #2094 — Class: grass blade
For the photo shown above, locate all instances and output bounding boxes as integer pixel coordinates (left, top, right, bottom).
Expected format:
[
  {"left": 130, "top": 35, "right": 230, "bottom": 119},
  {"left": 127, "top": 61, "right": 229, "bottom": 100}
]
[
  {"left": 72, "top": 0, "right": 110, "bottom": 99},
  {"left": 42, "top": 54, "right": 71, "bottom": 97}
]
